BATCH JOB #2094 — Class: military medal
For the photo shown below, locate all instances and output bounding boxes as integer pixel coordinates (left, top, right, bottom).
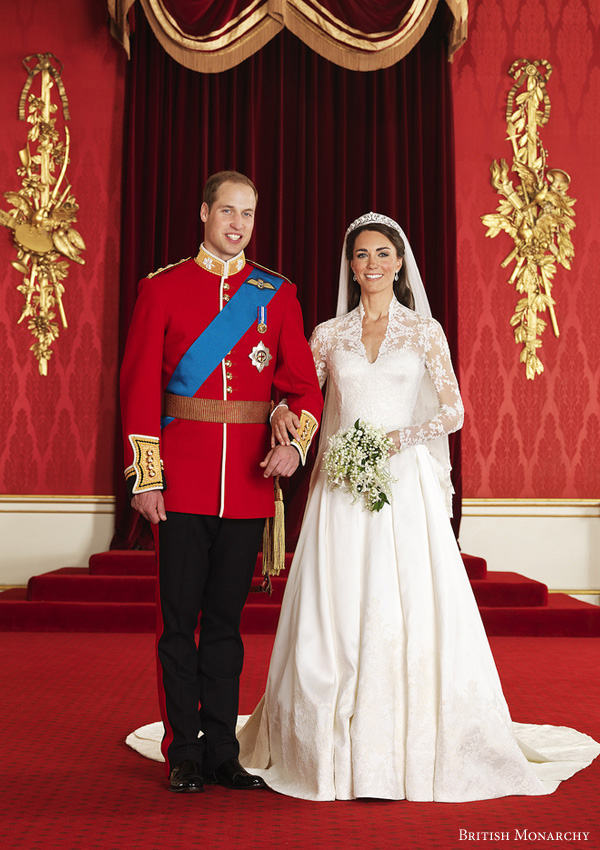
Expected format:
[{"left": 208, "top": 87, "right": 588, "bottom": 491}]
[
  {"left": 257, "top": 306, "right": 267, "bottom": 334},
  {"left": 249, "top": 340, "right": 272, "bottom": 373}
]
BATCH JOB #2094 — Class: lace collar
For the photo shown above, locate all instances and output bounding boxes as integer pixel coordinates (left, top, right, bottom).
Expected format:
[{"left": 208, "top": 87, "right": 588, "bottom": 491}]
[
  {"left": 352, "top": 296, "right": 418, "bottom": 360},
  {"left": 357, "top": 295, "right": 406, "bottom": 322}
]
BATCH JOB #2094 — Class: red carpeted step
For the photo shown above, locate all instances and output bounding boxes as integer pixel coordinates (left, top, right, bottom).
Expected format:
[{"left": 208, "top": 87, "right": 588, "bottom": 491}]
[
  {"left": 27, "top": 569, "right": 157, "bottom": 603},
  {"left": 88, "top": 549, "right": 485, "bottom": 579},
  {"left": 470, "top": 572, "right": 547, "bottom": 607},
  {"left": 27, "top": 567, "right": 285, "bottom": 605},
  {"left": 0, "top": 589, "right": 277, "bottom": 633},
  {"left": 2, "top": 586, "right": 599, "bottom": 635},
  {"left": 88, "top": 550, "right": 293, "bottom": 578},
  {"left": 3, "top": 548, "right": 600, "bottom": 636},
  {"left": 0, "top": 588, "right": 156, "bottom": 632},
  {"left": 241, "top": 603, "right": 282, "bottom": 634},
  {"left": 462, "top": 553, "right": 487, "bottom": 579},
  {"left": 480, "top": 594, "right": 600, "bottom": 637},
  {"left": 89, "top": 550, "right": 157, "bottom": 575}
]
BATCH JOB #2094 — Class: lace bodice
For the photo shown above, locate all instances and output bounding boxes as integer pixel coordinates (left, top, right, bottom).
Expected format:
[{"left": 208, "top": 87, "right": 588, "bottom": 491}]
[{"left": 309, "top": 298, "right": 464, "bottom": 449}]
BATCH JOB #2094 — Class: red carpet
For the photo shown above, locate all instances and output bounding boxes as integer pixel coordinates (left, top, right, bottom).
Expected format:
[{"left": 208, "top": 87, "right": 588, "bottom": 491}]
[
  {"left": 1, "top": 551, "right": 599, "bottom": 635},
  {"left": 1, "top": 632, "right": 599, "bottom": 850}
]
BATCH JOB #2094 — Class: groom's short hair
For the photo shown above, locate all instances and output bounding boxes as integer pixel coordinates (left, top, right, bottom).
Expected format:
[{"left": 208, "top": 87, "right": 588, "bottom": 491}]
[{"left": 203, "top": 171, "right": 258, "bottom": 209}]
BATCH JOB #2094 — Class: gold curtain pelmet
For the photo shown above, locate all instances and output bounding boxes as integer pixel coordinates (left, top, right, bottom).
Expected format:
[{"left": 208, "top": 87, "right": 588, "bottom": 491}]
[{"left": 107, "top": 0, "right": 468, "bottom": 72}]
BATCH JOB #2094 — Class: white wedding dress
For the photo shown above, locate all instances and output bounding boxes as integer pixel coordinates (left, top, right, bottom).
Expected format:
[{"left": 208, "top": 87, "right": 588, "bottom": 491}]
[{"left": 127, "top": 298, "right": 599, "bottom": 801}]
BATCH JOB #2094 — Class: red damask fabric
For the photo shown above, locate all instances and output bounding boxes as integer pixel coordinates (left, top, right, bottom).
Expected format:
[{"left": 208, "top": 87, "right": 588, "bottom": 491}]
[{"left": 452, "top": 0, "right": 600, "bottom": 499}]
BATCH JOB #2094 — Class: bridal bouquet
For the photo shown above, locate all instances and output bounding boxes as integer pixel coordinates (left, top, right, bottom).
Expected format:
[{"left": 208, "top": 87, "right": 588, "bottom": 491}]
[{"left": 323, "top": 419, "right": 395, "bottom": 512}]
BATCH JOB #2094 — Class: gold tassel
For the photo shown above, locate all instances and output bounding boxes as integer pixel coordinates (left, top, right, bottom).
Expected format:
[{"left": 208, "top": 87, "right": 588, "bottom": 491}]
[{"left": 262, "top": 475, "right": 285, "bottom": 592}]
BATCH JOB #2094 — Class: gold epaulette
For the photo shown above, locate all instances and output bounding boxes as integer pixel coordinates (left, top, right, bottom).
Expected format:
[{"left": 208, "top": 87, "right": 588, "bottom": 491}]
[
  {"left": 248, "top": 258, "right": 291, "bottom": 286},
  {"left": 146, "top": 257, "right": 190, "bottom": 279},
  {"left": 125, "top": 434, "right": 164, "bottom": 493},
  {"left": 290, "top": 410, "right": 319, "bottom": 466}
]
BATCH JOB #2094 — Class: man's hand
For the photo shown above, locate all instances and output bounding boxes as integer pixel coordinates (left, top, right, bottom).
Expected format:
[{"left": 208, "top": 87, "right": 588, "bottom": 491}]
[
  {"left": 131, "top": 490, "right": 167, "bottom": 523},
  {"left": 260, "top": 445, "right": 300, "bottom": 478},
  {"left": 270, "top": 405, "right": 301, "bottom": 448}
]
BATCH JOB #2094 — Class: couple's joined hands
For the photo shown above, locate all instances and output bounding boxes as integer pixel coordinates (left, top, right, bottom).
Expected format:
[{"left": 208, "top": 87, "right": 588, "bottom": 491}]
[
  {"left": 132, "top": 408, "right": 302, "bottom": 524},
  {"left": 259, "top": 405, "right": 301, "bottom": 478},
  {"left": 273, "top": 404, "right": 402, "bottom": 456}
]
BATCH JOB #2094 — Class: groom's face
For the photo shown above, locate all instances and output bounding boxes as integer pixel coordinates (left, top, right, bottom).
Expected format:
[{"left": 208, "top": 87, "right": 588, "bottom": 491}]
[{"left": 200, "top": 181, "right": 256, "bottom": 262}]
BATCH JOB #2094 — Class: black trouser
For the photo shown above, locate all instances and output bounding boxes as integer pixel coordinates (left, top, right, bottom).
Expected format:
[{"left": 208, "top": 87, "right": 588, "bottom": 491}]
[{"left": 156, "top": 512, "right": 264, "bottom": 773}]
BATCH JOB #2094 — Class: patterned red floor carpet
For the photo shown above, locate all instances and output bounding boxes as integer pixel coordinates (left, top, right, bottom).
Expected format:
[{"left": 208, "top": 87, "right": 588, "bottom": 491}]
[{"left": 3, "top": 633, "right": 599, "bottom": 850}]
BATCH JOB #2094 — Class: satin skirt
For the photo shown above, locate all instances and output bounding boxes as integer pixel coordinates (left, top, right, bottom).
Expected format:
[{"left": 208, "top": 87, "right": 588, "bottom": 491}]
[{"left": 235, "top": 446, "right": 599, "bottom": 800}]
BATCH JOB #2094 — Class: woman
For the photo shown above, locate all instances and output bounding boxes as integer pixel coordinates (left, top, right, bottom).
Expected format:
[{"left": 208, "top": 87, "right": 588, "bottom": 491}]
[
  {"left": 235, "top": 213, "right": 599, "bottom": 801},
  {"left": 128, "top": 214, "right": 599, "bottom": 800}
]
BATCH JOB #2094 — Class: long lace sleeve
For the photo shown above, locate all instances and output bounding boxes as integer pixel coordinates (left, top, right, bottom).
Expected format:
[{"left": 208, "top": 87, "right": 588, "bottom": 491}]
[
  {"left": 396, "top": 319, "right": 464, "bottom": 449},
  {"left": 308, "top": 323, "right": 329, "bottom": 390}
]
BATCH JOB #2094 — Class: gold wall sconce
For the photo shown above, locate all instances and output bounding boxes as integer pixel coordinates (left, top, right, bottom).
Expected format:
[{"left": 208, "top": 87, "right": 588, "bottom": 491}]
[
  {"left": 481, "top": 59, "right": 575, "bottom": 379},
  {"left": 0, "top": 54, "right": 85, "bottom": 375}
]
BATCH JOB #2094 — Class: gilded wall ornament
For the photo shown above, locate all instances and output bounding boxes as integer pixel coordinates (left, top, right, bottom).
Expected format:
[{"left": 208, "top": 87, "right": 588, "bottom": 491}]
[
  {"left": 0, "top": 54, "right": 85, "bottom": 375},
  {"left": 481, "top": 60, "right": 575, "bottom": 379}
]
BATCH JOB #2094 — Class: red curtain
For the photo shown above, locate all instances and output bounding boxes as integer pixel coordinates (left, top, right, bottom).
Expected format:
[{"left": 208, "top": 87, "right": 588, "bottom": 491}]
[
  {"left": 160, "top": 0, "right": 417, "bottom": 35},
  {"left": 113, "top": 3, "right": 461, "bottom": 548}
]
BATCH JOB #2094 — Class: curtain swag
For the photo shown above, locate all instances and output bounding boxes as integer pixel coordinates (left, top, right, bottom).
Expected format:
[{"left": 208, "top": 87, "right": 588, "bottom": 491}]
[{"left": 108, "top": 0, "right": 468, "bottom": 71}]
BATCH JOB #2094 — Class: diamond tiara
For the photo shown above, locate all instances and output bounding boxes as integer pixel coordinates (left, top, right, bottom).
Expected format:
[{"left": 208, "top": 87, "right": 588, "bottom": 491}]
[{"left": 346, "top": 212, "right": 403, "bottom": 237}]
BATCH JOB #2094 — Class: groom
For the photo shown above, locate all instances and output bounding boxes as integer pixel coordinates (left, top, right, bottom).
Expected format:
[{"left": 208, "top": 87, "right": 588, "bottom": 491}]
[{"left": 120, "top": 171, "right": 322, "bottom": 792}]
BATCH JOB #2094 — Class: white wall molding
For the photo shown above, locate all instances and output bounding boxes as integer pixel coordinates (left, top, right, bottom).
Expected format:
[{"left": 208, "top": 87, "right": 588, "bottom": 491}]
[
  {"left": 460, "top": 499, "right": 600, "bottom": 605},
  {"left": 0, "top": 495, "right": 115, "bottom": 585}
]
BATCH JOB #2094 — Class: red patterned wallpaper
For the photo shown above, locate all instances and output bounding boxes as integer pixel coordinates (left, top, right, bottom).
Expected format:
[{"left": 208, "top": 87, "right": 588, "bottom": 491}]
[
  {"left": 0, "top": 1, "right": 125, "bottom": 496},
  {"left": 2, "top": 1, "right": 597, "bottom": 500},
  {"left": 451, "top": 0, "right": 600, "bottom": 498}
]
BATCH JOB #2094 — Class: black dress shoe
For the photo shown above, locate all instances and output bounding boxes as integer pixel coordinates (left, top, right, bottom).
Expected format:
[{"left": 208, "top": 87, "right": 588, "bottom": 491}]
[
  {"left": 211, "top": 757, "right": 267, "bottom": 790},
  {"left": 169, "top": 759, "right": 205, "bottom": 793}
]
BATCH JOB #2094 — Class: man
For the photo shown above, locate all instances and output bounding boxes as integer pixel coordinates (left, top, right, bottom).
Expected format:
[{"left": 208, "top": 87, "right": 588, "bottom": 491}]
[{"left": 120, "top": 171, "right": 322, "bottom": 792}]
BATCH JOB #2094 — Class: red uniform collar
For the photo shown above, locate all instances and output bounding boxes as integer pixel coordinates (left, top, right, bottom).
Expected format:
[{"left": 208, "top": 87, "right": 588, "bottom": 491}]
[{"left": 194, "top": 244, "right": 246, "bottom": 278}]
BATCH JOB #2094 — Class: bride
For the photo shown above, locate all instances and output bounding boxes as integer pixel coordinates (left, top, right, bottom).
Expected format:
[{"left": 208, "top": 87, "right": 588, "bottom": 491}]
[
  {"left": 235, "top": 213, "right": 599, "bottom": 801},
  {"left": 128, "top": 213, "right": 599, "bottom": 801}
]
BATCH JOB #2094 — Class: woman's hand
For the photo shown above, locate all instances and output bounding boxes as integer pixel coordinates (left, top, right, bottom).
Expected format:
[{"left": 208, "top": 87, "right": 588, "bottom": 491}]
[
  {"left": 386, "top": 430, "right": 401, "bottom": 456},
  {"left": 271, "top": 405, "right": 301, "bottom": 448}
]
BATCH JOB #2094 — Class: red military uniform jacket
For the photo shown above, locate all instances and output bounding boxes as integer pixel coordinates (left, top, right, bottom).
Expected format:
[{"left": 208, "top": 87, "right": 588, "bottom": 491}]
[{"left": 120, "top": 246, "right": 323, "bottom": 518}]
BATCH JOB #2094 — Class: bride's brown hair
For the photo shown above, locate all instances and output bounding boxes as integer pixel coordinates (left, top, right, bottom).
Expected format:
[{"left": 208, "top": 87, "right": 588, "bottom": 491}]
[{"left": 345, "top": 224, "right": 415, "bottom": 312}]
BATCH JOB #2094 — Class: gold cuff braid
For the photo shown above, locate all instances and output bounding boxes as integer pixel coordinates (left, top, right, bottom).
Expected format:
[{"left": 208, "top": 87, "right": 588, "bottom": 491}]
[
  {"left": 290, "top": 409, "right": 319, "bottom": 465},
  {"left": 126, "top": 434, "right": 164, "bottom": 494}
]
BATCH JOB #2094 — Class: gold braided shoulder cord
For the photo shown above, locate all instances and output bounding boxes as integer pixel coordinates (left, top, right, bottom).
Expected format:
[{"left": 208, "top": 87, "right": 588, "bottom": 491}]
[
  {"left": 481, "top": 60, "right": 576, "bottom": 380},
  {"left": 0, "top": 54, "right": 85, "bottom": 375}
]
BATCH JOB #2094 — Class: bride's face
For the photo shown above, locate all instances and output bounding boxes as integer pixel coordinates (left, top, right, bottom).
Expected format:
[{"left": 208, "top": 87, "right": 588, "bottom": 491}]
[{"left": 350, "top": 230, "right": 402, "bottom": 298}]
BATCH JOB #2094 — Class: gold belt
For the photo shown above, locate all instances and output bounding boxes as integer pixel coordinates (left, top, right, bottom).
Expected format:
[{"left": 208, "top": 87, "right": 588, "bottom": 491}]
[{"left": 163, "top": 393, "right": 271, "bottom": 425}]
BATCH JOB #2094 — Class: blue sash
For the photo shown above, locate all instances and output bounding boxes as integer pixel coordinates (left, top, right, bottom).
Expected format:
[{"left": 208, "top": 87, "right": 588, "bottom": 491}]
[{"left": 161, "top": 268, "right": 283, "bottom": 428}]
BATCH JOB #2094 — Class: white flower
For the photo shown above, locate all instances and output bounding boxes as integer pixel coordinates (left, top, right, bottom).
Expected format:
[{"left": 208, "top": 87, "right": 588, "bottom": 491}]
[{"left": 323, "top": 419, "right": 395, "bottom": 512}]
